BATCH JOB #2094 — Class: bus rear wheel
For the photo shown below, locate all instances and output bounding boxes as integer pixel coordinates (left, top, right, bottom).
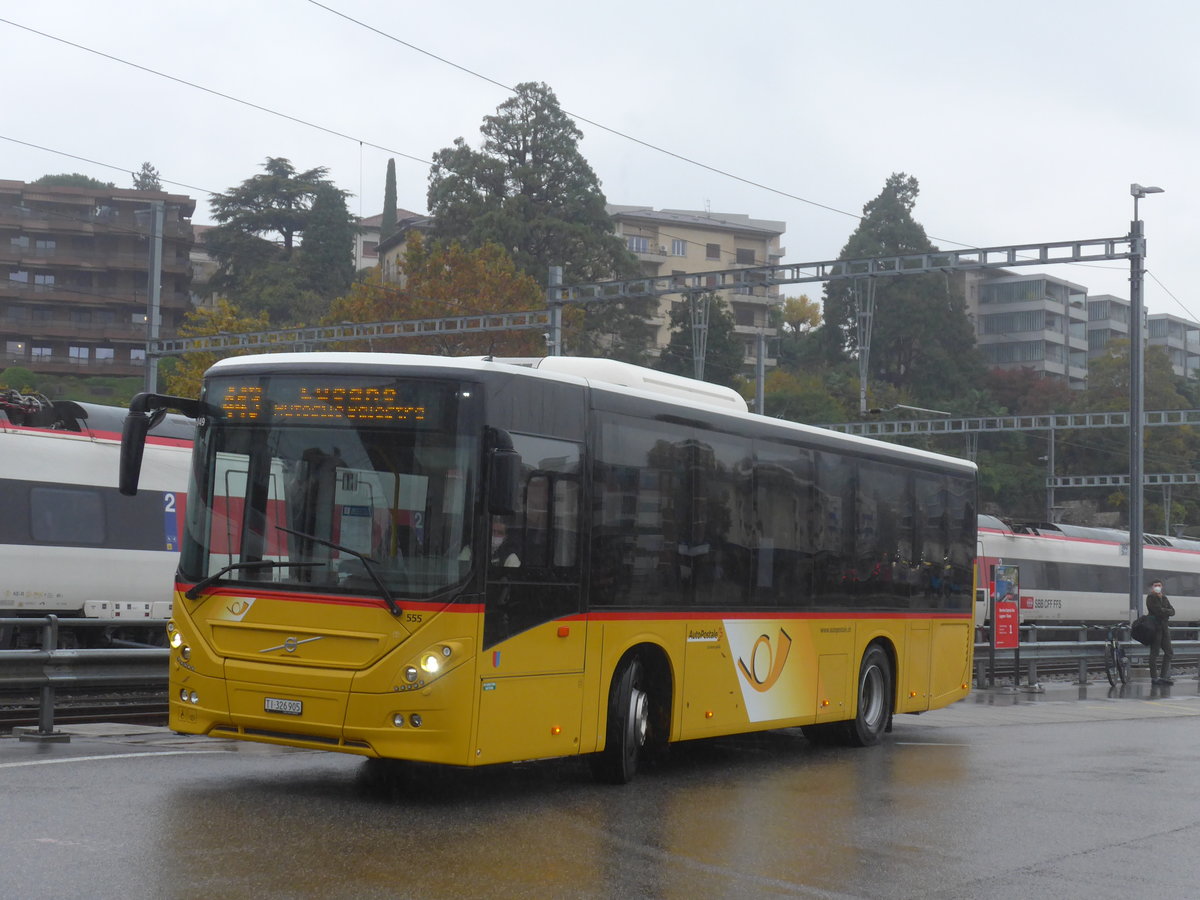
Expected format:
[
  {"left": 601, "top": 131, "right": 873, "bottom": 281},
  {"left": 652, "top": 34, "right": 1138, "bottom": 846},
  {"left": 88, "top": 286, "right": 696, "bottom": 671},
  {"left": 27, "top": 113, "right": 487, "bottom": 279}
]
[
  {"left": 590, "top": 657, "right": 649, "bottom": 784},
  {"left": 847, "top": 645, "right": 892, "bottom": 746}
]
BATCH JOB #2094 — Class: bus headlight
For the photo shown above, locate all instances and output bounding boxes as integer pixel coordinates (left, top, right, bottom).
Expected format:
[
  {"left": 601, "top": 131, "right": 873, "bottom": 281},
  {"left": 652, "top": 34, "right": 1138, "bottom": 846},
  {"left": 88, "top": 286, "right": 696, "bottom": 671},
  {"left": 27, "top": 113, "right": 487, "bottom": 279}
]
[
  {"left": 420, "top": 654, "right": 441, "bottom": 675},
  {"left": 404, "top": 666, "right": 419, "bottom": 684},
  {"left": 169, "top": 629, "right": 183, "bottom": 649}
]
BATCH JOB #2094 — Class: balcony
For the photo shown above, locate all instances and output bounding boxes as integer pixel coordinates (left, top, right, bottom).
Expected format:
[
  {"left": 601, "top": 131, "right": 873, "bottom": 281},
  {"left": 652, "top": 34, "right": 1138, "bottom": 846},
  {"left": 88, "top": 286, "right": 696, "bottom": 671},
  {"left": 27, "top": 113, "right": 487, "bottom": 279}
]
[
  {"left": 0, "top": 203, "right": 193, "bottom": 239},
  {"left": 3, "top": 352, "right": 146, "bottom": 378},
  {"left": 0, "top": 280, "right": 192, "bottom": 309}
]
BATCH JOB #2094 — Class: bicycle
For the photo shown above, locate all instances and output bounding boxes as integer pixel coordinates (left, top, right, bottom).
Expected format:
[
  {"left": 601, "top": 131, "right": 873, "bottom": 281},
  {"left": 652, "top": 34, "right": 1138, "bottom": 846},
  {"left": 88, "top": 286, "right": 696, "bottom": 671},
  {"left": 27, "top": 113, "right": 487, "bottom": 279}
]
[{"left": 1102, "top": 623, "right": 1131, "bottom": 686}]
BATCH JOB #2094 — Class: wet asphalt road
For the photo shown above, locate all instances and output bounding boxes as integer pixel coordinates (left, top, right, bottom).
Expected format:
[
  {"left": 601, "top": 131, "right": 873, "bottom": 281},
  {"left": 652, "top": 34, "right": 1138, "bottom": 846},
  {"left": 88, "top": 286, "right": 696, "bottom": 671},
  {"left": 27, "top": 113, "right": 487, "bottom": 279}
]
[{"left": 3, "top": 679, "right": 1200, "bottom": 899}]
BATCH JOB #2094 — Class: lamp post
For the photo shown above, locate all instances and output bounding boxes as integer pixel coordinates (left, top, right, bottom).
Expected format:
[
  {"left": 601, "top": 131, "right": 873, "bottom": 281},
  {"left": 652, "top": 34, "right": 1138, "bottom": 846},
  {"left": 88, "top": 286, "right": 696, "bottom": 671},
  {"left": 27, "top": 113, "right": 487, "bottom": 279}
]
[{"left": 1129, "top": 183, "right": 1163, "bottom": 618}]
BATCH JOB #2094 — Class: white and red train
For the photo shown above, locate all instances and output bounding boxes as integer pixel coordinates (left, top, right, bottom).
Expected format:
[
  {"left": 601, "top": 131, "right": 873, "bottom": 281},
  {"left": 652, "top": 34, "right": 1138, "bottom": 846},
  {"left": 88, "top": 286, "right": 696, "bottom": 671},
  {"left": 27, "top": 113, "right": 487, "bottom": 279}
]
[
  {"left": 0, "top": 389, "right": 192, "bottom": 647},
  {"left": 977, "top": 514, "right": 1200, "bottom": 626}
]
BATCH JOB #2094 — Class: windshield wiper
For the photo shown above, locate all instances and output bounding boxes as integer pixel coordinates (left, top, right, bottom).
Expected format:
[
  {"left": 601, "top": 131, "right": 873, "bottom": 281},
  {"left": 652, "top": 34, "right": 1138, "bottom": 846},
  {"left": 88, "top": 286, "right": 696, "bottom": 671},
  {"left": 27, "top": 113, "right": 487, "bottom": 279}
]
[
  {"left": 275, "top": 525, "right": 402, "bottom": 617},
  {"left": 184, "top": 560, "right": 325, "bottom": 600}
]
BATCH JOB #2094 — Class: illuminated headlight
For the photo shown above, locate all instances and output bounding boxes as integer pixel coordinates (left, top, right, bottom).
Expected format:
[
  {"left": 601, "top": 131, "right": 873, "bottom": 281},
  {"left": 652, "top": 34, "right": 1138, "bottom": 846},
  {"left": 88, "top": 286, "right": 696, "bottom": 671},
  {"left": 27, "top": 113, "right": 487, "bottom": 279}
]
[
  {"left": 392, "top": 714, "right": 405, "bottom": 727},
  {"left": 420, "top": 654, "right": 441, "bottom": 675},
  {"left": 404, "top": 666, "right": 419, "bottom": 684},
  {"left": 169, "top": 630, "right": 184, "bottom": 649}
]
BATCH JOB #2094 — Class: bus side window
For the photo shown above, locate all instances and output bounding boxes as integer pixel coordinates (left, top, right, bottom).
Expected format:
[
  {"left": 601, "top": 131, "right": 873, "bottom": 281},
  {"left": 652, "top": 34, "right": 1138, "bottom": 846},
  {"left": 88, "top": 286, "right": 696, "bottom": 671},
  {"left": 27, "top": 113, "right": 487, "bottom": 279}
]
[
  {"left": 553, "top": 479, "right": 579, "bottom": 567},
  {"left": 523, "top": 475, "right": 549, "bottom": 567}
]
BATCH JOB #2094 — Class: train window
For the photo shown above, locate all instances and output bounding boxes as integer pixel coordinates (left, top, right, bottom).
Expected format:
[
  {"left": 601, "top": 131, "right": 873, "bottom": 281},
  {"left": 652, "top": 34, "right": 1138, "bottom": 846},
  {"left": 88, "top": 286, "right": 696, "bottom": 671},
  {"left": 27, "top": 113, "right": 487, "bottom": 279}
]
[{"left": 30, "top": 486, "right": 104, "bottom": 545}]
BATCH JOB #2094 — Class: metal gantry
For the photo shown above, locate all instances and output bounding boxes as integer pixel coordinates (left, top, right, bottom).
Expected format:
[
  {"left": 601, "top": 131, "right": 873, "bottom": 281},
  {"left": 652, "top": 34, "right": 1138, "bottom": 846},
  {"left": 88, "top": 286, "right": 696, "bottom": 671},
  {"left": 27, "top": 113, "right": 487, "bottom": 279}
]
[
  {"left": 150, "top": 235, "right": 1136, "bottom": 358},
  {"left": 152, "top": 310, "right": 552, "bottom": 357}
]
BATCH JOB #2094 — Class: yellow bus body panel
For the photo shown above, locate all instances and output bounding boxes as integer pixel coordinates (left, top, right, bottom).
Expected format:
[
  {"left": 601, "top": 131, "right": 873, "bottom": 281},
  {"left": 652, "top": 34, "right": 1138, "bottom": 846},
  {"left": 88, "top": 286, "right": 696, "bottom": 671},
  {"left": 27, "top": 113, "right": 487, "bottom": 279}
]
[{"left": 168, "top": 583, "right": 972, "bottom": 764}]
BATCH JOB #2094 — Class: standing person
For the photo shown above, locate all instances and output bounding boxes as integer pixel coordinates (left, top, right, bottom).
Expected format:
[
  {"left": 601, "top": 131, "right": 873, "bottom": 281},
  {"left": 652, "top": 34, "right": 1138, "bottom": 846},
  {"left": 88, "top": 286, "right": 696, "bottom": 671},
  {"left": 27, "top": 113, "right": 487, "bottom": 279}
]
[{"left": 1146, "top": 579, "right": 1175, "bottom": 685}]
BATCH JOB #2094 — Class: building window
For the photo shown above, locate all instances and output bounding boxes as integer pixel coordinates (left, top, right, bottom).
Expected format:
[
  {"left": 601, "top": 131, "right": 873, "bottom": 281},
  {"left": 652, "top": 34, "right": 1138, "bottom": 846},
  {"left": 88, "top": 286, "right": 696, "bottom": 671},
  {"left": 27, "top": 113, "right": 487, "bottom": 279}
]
[
  {"left": 736, "top": 248, "right": 755, "bottom": 265},
  {"left": 32, "top": 346, "right": 51, "bottom": 360},
  {"left": 95, "top": 348, "right": 114, "bottom": 365},
  {"left": 706, "top": 243, "right": 721, "bottom": 261},
  {"left": 627, "top": 235, "right": 649, "bottom": 254},
  {"left": 72, "top": 309, "right": 92, "bottom": 325},
  {"left": 362, "top": 240, "right": 379, "bottom": 258},
  {"left": 9, "top": 235, "right": 29, "bottom": 249},
  {"left": 130, "top": 348, "right": 146, "bottom": 365},
  {"left": 69, "top": 345, "right": 90, "bottom": 365},
  {"left": 34, "top": 274, "right": 55, "bottom": 289},
  {"left": 671, "top": 239, "right": 687, "bottom": 257},
  {"left": 6, "top": 340, "right": 26, "bottom": 358},
  {"left": 31, "top": 307, "right": 54, "bottom": 323},
  {"left": 34, "top": 238, "right": 56, "bottom": 252},
  {"left": 8, "top": 270, "right": 29, "bottom": 283}
]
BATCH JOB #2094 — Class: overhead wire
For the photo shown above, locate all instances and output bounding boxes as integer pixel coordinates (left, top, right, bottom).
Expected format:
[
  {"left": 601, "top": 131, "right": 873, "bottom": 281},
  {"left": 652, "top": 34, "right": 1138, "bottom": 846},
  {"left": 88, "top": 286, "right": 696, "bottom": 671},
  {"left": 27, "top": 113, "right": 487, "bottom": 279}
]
[{"left": 0, "top": 12, "right": 1189, "bottom": 319}]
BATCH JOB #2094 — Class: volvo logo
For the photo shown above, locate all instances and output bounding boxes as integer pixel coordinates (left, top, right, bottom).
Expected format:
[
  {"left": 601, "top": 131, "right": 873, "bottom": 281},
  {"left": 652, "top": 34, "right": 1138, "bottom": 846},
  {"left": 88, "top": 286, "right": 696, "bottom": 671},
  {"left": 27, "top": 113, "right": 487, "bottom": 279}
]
[{"left": 259, "top": 636, "right": 324, "bottom": 654}]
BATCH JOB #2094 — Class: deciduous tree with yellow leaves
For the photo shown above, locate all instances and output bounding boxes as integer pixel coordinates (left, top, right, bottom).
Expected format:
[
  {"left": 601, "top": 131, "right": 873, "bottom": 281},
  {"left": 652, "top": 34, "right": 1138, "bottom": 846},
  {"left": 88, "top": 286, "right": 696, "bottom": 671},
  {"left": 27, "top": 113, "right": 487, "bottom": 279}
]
[{"left": 327, "top": 231, "right": 551, "bottom": 357}]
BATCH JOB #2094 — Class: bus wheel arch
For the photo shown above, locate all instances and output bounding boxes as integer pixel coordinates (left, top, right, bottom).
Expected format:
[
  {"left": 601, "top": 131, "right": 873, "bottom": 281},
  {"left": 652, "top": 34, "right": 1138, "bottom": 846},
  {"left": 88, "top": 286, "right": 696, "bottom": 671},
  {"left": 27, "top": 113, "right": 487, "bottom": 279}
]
[{"left": 590, "top": 644, "right": 673, "bottom": 784}]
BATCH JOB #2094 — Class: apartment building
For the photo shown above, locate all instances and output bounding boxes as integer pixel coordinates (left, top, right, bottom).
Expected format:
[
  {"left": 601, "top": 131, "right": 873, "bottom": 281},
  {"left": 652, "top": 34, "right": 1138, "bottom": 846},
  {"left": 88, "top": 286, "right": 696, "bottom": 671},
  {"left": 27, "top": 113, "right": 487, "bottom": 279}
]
[
  {"left": 1147, "top": 312, "right": 1200, "bottom": 378},
  {"left": 1086, "top": 294, "right": 1131, "bottom": 362},
  {"left": 0, "top": 180, "right": 195, "bottom": 378},
  {"left": 964, "top": 270, "right": 1089, "bottom": 388},
  {"left": 607, "top": 206, "right": 786, "bottom": 369}
]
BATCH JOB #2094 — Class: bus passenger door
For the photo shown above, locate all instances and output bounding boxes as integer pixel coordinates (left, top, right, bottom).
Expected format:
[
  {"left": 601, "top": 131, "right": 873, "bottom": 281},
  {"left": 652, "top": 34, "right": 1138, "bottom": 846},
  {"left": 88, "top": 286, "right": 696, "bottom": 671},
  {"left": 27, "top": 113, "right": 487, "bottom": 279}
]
[{"left": 476, "top": 436, "right": 585, "bottom": 764}]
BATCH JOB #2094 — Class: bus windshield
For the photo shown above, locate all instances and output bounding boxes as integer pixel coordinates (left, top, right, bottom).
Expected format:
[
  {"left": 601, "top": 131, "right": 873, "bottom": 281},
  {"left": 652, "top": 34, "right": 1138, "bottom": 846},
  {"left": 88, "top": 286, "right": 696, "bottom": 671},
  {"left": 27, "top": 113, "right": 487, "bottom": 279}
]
[{"left": 180, "top": 374, "right": 480, "bottom": 599}]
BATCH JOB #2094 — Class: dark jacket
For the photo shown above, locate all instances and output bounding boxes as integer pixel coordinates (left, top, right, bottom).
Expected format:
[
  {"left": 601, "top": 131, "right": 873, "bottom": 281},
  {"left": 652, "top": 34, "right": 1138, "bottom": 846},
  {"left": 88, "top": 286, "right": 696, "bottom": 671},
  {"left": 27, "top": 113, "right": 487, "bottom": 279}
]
[{"left": 1147, "top": 591, "right": 1175, "bottom": 621}]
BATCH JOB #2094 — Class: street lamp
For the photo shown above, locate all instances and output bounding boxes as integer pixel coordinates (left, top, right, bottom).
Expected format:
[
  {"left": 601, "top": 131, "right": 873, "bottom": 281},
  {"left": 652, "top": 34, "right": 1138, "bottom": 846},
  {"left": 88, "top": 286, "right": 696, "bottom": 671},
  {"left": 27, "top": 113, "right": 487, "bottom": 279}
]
[{"left": 1129, "top": 183, "right": 1163, "bottom": 618}]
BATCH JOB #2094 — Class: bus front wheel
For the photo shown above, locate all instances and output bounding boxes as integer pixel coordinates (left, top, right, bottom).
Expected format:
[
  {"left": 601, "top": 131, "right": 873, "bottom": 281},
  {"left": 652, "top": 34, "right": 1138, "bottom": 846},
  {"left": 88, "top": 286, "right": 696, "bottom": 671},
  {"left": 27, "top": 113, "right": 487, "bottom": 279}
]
[{"left": 590, "top": 657, "right": 649, "bottom": 784}]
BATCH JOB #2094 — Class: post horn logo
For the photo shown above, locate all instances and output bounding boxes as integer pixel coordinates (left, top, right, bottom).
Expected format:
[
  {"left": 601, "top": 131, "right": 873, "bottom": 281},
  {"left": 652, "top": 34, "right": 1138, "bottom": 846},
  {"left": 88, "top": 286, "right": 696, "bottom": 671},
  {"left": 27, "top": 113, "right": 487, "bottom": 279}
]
[{"left": 737, "top": 628, "right": 793, "bottom": 693}]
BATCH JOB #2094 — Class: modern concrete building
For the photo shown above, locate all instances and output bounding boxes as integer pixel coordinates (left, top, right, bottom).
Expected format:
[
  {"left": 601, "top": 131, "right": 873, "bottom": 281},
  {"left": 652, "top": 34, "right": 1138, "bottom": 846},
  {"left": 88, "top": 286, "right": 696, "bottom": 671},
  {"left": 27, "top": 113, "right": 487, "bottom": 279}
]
[
  {"left": 1086, "top": 294, "right": 1131, "bottom": 361},
  {"left": 607, "top": 206, "right": 786, "bottom": 369},
  {"left": 0, "top": 180, "right": 195, "bottom": 379},
  {"left": 1147, "top": 312, "right": 1200, "bottom": 378},
  {"left": 964, "top": 271, "right": 1089, "bottom": 389}
]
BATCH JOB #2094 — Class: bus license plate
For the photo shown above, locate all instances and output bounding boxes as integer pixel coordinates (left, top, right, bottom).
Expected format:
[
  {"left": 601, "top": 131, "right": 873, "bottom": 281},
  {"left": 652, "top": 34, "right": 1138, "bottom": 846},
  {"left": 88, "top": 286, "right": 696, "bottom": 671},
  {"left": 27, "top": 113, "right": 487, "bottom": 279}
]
[{"left": 264, "top": 697, "right": 303, "bottom": 716}]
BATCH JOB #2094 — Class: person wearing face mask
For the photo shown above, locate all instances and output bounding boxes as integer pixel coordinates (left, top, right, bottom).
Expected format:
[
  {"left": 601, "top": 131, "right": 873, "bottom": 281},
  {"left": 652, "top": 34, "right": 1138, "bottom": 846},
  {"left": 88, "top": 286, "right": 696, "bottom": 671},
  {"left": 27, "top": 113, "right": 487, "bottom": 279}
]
[
  {"left": 1146, "top": 579, "right": 1175, "bottom": 685},
  {"left": 490, "top": 518, "right": 521, "bottom": 568}
]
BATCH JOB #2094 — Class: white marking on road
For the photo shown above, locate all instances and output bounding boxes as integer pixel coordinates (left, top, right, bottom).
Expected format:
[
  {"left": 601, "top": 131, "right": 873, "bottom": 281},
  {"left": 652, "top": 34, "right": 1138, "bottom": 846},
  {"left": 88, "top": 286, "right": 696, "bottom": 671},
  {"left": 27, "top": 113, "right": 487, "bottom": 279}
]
[
  {"left": 0, "top": 750, "right": 228, "bottom": 769},
  {"left": 895, "top": 741, "right": 971, "bottom": 746}
]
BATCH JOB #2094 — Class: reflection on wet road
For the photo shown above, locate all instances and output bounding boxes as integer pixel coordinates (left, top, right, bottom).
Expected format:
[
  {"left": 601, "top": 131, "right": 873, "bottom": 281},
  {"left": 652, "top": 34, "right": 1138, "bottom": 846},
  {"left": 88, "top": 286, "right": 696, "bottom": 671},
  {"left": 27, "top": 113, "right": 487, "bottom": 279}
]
[{"left": 3, "top": 681, "right": 1200, "bottom": 898}]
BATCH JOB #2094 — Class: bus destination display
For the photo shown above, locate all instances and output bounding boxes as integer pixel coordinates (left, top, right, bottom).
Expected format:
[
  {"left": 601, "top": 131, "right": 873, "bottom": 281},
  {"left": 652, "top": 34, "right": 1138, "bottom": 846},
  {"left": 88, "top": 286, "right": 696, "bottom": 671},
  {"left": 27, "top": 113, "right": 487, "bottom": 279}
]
[{"left": 220, "top": 384, "right": 428, "bottom": 423}]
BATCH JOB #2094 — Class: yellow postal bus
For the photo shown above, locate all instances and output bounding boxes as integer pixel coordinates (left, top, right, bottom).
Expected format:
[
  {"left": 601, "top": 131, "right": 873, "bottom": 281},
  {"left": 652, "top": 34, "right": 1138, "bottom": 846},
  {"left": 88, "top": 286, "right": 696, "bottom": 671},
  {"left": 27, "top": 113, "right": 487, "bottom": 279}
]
[{"left": 121, "top": 354, "right": 976, "bottom": 782}]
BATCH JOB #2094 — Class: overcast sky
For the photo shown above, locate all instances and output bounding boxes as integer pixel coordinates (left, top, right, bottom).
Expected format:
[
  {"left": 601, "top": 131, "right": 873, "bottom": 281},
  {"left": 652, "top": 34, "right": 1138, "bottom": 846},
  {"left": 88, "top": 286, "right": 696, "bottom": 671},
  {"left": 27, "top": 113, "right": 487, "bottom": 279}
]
[{"left": 3, "top": 0, "right": 1195, "bottom": 317}]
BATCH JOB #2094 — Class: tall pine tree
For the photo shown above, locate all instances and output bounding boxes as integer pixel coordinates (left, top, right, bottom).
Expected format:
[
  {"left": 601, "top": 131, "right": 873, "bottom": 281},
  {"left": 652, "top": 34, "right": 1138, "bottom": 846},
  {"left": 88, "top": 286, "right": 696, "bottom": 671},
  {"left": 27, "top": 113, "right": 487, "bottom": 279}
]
[
  {"left": 819, "top": 173, "right": 985, "bottom": 406},
  {"left": 301, "top": 183, "right": 357, "bottom": 301},
  {"left": 427, "top": 82, "right": 653, "bottom": 361}
]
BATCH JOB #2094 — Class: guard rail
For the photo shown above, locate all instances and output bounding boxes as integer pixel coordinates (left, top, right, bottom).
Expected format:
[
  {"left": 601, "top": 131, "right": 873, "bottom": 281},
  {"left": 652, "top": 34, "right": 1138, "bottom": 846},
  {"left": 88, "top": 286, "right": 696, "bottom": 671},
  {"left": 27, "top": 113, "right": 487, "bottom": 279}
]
[
  {"left": 974, "top": 623, "right": 1200, "bottom": 687},
  {"left": 0, "top": 616, "right": 168, "bottom": 742}
]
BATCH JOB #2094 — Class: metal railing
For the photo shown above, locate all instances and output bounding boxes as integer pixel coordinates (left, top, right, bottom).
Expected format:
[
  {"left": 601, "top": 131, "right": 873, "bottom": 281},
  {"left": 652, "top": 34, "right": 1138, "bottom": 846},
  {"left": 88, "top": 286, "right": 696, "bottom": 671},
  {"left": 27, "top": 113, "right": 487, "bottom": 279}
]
[
  {"left": 0, "top": 616, "right": 168, "bottom": 742},
  {"left": 974, "top": 623, "right": 1200, "bottom": 687}
]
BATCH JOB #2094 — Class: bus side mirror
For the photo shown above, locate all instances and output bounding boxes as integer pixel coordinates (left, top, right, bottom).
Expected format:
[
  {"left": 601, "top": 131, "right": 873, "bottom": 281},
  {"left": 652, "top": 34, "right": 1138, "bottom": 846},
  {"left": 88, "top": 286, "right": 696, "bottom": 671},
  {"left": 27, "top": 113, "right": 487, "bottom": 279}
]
[
  {"left": 119, "top": 391, "right": 200, "bottom": 496},
  {"left": 119, "top": 411, "right": 152, "bottom": 496},
  {"left": 488, "top": 448, "right": 521, "bottom": 516}
]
